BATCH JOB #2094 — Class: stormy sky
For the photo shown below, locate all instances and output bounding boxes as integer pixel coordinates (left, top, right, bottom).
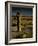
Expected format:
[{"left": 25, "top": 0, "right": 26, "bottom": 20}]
[{"left": 11, "top": 7, "right": 32, "bottom": 16}]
